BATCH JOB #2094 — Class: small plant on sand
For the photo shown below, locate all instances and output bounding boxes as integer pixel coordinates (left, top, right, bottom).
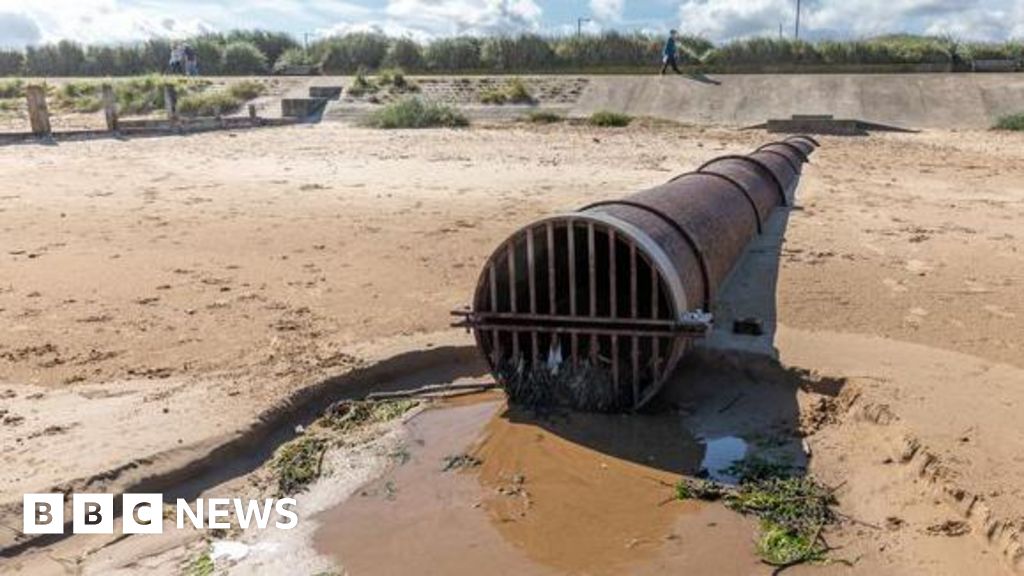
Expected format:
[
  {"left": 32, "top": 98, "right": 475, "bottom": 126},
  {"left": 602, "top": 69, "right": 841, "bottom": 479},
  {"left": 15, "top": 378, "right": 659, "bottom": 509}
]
[
  {"left": 480, "top": 77, "right": 534, "bottom": 105},
  {"left": 994, "top": 113, "right": 1024, "bottom": 131},
  {"left": 0, "top": 79, "right": 24, "bottom": 99},
  {"left": 177, "top": 91, "right": 244, "bottom": 117},
  {"left": 227, "top": 79, "right": 266, "bottom": 101},
  {"left": 364, "top": 97, "right": 468, "bottom": 129},
  {"left": 186, "top": 548, "right": 215, "bottom": 576},
  {"left": 270, "top": 398, "right": 417, "bottom": 496},
  {"left": 323, "top": 398, "right": 418, "bottom": 431},
  {"left": 442, "top": 453, "right": 483, "bottom": 472},
  {"left": 525, "top": 110, "right": 563, "bottom": 124},
  {"left": 347, "top": 68, "right": 379, "bottom": 97},
  {"left": 588, "top": 110, "right": 632, "bottom": 127},
  {"left": 377, "top": 68, "right": 418, "bottom": 93},
  {"left": 675, "top": 457, "right": 838, "bottom": 568},
  {"left": 271, "top": 435, "right": 328, "bottom": 496},
  {"left": 0, "top": 99, "right": 21, "bottom": 113}
]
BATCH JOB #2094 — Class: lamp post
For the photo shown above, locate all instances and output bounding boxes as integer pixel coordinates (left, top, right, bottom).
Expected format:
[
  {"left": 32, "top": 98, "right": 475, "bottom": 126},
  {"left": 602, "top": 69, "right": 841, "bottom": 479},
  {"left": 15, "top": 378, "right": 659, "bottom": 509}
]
[
  {"left": 577, "top": 17, "right": 591, "bottom": 39},
  {"left": 794, "top": 0, "right": 802, "bottom": 39}
]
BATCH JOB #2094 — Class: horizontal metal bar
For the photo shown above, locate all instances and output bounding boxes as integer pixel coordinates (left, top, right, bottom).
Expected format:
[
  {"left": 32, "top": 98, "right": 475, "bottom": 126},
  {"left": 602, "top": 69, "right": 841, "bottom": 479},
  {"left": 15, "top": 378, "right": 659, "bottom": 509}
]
[
  {"left": 452, "top": 310, "right": 710, "bottom": 334},
  {"left": 453, "top": 322, "right": 708, "bottom": 340}
]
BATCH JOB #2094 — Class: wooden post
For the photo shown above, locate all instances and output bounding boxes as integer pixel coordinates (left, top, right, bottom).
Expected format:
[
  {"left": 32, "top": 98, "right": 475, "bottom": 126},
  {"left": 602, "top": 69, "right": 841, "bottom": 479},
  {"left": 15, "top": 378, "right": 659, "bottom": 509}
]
[
  {"left": 248, "top": 104, "right": 257, "bottom": 120},
  {"left": 26, "top": 85, "right": 51, "bottom": 136},
  {"left": 163, "top": 84, "right": 177, "bottom": 121},
  {"left": 101, "top": 84, "right": 118, "bottom": 131}
]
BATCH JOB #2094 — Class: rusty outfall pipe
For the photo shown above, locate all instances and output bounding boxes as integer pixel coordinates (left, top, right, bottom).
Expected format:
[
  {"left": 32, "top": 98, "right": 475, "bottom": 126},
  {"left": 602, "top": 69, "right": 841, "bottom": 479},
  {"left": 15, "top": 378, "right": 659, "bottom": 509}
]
[{"left": 454, "top": 136, "right": 820, "bottom": 411}]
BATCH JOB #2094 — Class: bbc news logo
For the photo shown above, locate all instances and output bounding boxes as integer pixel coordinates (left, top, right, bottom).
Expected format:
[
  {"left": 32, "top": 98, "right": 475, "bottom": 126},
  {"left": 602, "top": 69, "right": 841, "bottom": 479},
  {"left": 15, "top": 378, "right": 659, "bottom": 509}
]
[{"left": 24, "top": 494, "right": 298, "bottom": 535}]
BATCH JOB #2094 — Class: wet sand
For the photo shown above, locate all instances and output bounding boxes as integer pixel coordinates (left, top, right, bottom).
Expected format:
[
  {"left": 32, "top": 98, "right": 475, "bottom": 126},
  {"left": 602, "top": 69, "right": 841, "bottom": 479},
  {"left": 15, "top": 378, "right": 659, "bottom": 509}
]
[{"left": 314, "top": 400, "right": 762, "bottom": 575}]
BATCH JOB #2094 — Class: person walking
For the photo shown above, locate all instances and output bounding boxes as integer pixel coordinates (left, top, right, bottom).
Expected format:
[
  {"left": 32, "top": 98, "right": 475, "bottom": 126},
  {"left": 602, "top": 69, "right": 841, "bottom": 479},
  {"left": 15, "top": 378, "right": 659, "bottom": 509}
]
[
  {"left": 660, "top": 29, "right": 683, "bottom": 75},
  {"left": 184, "top": 44, "right": 198, "bottom": 77},
  {"left": 169, "top": 44, "right": 185, "bottom": 75}
]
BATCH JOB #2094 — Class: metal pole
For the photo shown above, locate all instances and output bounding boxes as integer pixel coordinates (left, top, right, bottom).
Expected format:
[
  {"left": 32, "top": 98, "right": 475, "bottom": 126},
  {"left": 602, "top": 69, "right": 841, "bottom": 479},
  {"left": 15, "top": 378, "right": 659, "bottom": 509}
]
[
  {"left": 795, "top": 0, "right": 801, "bottom": 40},
  {"left": 577, "top": 17, "right": 590, "bottom": 39}
]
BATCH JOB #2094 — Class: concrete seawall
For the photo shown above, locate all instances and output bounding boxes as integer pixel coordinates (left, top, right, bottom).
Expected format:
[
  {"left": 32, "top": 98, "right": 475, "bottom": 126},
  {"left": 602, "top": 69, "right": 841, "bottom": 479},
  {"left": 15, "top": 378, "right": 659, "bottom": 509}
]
[{"left": 572, "top": 74, "right": 1024, "bottom": 130}]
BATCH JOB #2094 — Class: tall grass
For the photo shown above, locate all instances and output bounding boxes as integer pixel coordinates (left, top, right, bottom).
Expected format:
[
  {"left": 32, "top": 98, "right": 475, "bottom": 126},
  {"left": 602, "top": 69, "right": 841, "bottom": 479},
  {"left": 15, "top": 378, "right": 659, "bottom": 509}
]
[
  {"left": 0, "top": 31, "right": 1019, "bottom": 78},
  {"left": 588, "top": 111, "right": 632, "bottom": 127},
  {"left": 364, "top": 97, "right": 468, "bottom": 129},
  {"left": 994, "top": 113, "right": 1024, "bottom": 131},
  {"left": 0, "top": 78, "right": 23, "bottom": 98}
]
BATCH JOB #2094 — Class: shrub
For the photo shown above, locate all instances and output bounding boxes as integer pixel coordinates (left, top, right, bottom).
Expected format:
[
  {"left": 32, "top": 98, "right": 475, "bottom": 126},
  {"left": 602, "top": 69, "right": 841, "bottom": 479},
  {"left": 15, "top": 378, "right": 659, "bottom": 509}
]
[
  {"left": 0, "top": 79, "right": 23, "bottom": 99},
  {"left": 227, "top": 79, "right": 266, "bottom": 100},
  {"left": 385, "top": 38, "right": 424, "bottom": 71},
  {"left": 365, "top": 97, "right": 468, "bottom": 129},
  {"left": 526, "top": 111, "right": 563, "bottom": 123},
  {"left": 481, "top": 34, "right": 555, "bottom": 70},
  {"left": 227, "top": 30, "right": 298, "bottom": 67},
  {"left": 53, "top": 80, "right": 103, "bottom": 112},
  {"left": 177, "top": 90, "right": 243, "bottom": 117},
  {"left": 347, "top": 68, "right": 378, "bottom": 97},
  {"left": 377, "top": 68, "right": 417, "bottom": 92},
  {"left": 0, "top": 50, "right": 25, "bottom": 76},
  {"left": 994, "top": 113, "right": 1024, "bottom": 131},
  {"left": 113, "top": 75, "right": 207, "bottom": 115},
  {"left": 425, "top": 37, "right": 482, "bottom": 70},
  {"left": 221, "top": 41, "right": 267, "bottom": 75},
  {"left": 316, "top": 32, "right": 389, "bottom": 73},
  {"left": 274, "top": 47, "right": 317, "bottom": 72},
  {"left": 588, "top": 110, "right": 632, "bottom": 127},
  {"left": 480, "top": 77, "right": 534, "bottom": 105},
  {"left": 190, "top": 37, "right": 224, "bottom": 75}
]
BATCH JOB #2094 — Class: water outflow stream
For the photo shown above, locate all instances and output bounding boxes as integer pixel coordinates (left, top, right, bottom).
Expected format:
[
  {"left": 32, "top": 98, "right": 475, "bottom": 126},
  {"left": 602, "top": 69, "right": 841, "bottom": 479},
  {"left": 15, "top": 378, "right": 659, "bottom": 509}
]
[{"left": 313, "top": 398, "right": 768, "bottom": 575}]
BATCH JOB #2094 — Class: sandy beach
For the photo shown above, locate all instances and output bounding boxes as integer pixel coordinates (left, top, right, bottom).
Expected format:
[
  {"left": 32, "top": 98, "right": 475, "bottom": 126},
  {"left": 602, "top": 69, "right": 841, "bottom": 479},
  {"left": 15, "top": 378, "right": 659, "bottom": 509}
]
[{"left": 2, "top": 119, "right": 1023, "bottom": 574}]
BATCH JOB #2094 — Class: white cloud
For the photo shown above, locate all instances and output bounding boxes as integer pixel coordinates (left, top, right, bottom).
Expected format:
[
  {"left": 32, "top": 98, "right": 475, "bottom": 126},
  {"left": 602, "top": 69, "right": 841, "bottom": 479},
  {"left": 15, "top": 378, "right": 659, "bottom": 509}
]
[
  {"left": 590, "top": 0, "right": 625, "bottom": 22},
  {"left": 675, "top": 0, "right": 1024, "bottom": 42},
  {"left": 0, "top": 12, "right": 42, "bottom": 48},
  {"left": 384, "top": 0, "right": 543, "bottom": 36},
  {"left": 0, "top": 1, "right": 216, "bottom": 46}
]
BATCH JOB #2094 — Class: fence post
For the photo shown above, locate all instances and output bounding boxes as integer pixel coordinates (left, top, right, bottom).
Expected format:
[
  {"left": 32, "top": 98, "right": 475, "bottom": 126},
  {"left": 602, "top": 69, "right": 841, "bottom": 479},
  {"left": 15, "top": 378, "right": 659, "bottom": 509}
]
[
  {"left": 26, "top": 85, "right": 51, "bottom": 136},
  {"left": 102, "top": 84, "right": 118, "bottom": 131},
  {"left": 163, "top": 84, "right": 178, "bottom": 122}
]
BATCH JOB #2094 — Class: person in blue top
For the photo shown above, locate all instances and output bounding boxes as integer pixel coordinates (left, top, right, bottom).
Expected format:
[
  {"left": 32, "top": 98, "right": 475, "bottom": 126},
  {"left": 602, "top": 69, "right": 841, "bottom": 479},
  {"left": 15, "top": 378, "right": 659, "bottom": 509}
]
[{"left": 660, "top": 29, "right": 683, "bottom": 75}]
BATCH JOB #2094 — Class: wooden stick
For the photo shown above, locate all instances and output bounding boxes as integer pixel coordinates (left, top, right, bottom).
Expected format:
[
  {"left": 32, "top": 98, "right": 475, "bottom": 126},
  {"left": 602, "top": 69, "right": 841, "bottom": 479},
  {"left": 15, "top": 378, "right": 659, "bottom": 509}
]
[
  {"left": 102, "top": 84, "right": 118, "bottom": 131},
  {"left": 26, "top": 85, "right": 51, "bottom": 136}
]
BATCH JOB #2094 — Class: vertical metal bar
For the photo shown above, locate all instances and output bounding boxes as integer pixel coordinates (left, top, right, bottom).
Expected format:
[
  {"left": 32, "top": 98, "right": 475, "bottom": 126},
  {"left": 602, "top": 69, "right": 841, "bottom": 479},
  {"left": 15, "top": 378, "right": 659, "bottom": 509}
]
[
  {"left": 651, "top": 262, "right": 660, "bottom": 383},
  {"left": 568, "top": 220, "right": 577, "bottom": 316},
  {"left": 587, "top": 223, "right": 597, "bottom": 318},
  {"left": 489, "top": 264, "right": 498, "bottom": 312},
  {"left": 508, "top": 241, "right": 519, "bottom": 359},
  {"left": 587, "top": 223, "right": 597, "bottom": 363},
  {"left": 630, "top": 243, "right": 639, "bottom": 403},
  {"left": 527, "top": 228, "right": 538, "bottom": 365},
  {"left": 567, "top": 220, "right": 578, "bottom": 363},
  {"left": 547, "top": 222, "right": 556, "bottom": 316},
  {"left": 507, "top": 242, "right": 517, "bottom": 314},
  {"left": 489, "top": 263, "right": 500, "bottom": 366},
  {"left": 546, "top": 222, "right": 558, "bottom": 369},
  {"left": 612, "top": 335, "right": 620, "bottom": 399},
  {"left": 608, "top": 230, "right": 617, "bottom": 319},
  {"left": 527, "top": 228, "right": 537, "bottom": 315}
]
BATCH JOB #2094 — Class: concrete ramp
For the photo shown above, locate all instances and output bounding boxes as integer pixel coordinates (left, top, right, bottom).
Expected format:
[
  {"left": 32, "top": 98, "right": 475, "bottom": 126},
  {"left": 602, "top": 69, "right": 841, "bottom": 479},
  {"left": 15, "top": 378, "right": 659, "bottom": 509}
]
[{"left": 572, "top": 74, "right": 1024, "bottom": 130}]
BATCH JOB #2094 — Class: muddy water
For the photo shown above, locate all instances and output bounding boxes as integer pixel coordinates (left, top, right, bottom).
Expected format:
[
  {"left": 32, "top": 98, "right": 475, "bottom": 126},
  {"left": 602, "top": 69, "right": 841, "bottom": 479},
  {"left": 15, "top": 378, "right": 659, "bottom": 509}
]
[{"left": 313, "top": 399, "right": 763, "bottom": 575}]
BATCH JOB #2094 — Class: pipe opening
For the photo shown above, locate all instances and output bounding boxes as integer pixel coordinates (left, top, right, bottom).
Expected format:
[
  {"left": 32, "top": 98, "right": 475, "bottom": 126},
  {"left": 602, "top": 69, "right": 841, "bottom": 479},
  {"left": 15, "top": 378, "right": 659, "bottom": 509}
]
[{"left": 472, "top": 219, "right": 678, "bottom": 410}]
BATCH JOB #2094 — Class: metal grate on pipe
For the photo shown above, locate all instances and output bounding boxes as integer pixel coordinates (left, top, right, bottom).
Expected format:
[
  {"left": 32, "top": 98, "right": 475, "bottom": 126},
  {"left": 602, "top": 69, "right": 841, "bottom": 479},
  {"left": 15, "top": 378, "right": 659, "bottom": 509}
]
[{"left": 454, "top": 137, "right": 819, "bottom": 411}]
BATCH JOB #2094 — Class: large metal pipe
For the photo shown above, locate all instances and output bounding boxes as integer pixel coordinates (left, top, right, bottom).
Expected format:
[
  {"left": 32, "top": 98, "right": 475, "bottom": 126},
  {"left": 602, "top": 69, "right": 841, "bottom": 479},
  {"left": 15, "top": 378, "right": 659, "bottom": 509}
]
[{"left": 454, "top": 136, "right": 819, "bottom": 411}]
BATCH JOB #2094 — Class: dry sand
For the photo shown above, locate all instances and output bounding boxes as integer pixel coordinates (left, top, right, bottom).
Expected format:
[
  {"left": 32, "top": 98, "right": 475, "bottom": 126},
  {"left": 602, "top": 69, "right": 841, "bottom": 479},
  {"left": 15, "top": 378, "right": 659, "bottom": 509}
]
[{"left": 1, "top": 120, "right": 1023, "bottom": 573}]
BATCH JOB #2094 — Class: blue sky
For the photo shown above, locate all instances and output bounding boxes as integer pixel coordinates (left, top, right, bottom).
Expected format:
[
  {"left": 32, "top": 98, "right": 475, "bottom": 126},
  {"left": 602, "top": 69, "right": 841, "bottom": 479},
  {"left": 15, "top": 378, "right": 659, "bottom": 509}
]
[{"left": 0, "top": 1, "right": 1021, "bottom": 49}]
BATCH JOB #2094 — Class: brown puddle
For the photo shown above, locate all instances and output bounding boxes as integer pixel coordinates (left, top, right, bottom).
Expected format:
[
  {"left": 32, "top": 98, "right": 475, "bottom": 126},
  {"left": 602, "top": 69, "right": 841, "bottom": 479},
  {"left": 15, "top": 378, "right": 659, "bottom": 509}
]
[{"left": 313, "top": 397, "right": 764, "bottom": 575}]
